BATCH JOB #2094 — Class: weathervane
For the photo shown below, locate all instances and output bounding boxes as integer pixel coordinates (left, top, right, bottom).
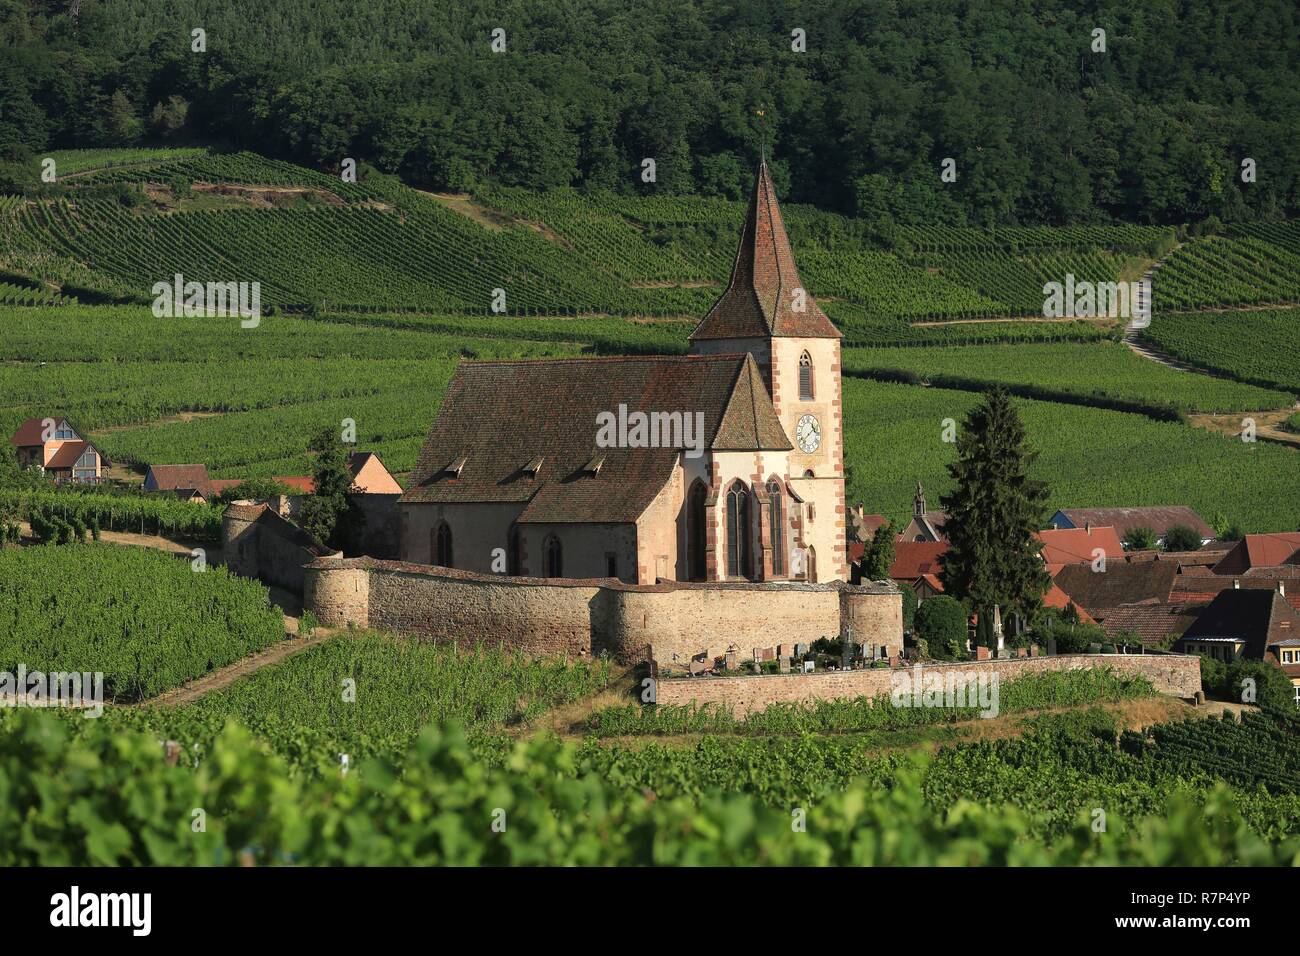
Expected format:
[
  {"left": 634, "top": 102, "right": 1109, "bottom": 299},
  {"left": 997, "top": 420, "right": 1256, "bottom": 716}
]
[{"left": 756, "top": 106, "right": 768, "bottom": 163}]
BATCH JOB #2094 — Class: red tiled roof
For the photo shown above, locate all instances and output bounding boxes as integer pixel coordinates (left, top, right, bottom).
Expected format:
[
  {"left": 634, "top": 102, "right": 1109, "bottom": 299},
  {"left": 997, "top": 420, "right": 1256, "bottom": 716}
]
[
  {"left": 1035, "top": 526, "right": 1124, "bottom": 565},
  {"left": 1211, "top": 533, "right": 1300, "bottom": 575},
  {"left": 273, "top": 476, "right": 316, "bottom": 494},
  {"left": 1055, "top": 506, "right": 1213, "bottom": 540},
  {"left": 690, "top": 161, "right": 840, "bottom": 342},
  {"left": 853, "top": 512, "right": 888, "bottom": 539},
  {"left": 1099, "top": 602, "right": 1199, "bottom": 645},
  {"left": 8, "top": 417, "right": 71, "bottom": 447},
  {"left": 401, "top": 353, "right": 789, "bottom": 523},
  {"left": 1042, "top": 583, "right": 1097, "bottom": 625},
  {"left": 44, "top": 440, "right": 94, "bottom": 469},
  {"left": 890, "top": 542, "right": 948, "bottom": 580},
  {"left": 209, "top": 479, "right": 245, "bottom": 494},
  {"left": 1052, "top": 561, "right": 1178, "bottom": 615},
  {"left": 147, "top": 464, "right": 214, "bottom": 499}
]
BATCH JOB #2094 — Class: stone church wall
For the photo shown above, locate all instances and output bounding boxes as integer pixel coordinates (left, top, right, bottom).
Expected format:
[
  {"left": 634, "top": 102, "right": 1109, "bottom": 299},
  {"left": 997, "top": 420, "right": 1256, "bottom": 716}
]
[{"left": 301, "top": 555, "right": 902, "bottom": 664}]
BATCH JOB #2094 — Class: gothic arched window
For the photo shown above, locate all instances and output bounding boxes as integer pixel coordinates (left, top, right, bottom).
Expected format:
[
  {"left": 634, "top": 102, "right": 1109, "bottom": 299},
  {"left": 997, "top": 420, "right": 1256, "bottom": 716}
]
[
  {"left": 726, "top": 482, "right": 752, "bottom": 579},
  {"left": 768, "top": 481, "right": 784, "bottom": 576},
  {"left": 544, "top": 534, "right": 563, "bottom": 578},
  {"left": 799, "top": 351, "right": 814, "bottom": 400},
  {"left": 686, "top": 481, "right": 708, "bottom": 581},
  {"left": 434, "top": 521, "right": 453, "bottom": 568}
]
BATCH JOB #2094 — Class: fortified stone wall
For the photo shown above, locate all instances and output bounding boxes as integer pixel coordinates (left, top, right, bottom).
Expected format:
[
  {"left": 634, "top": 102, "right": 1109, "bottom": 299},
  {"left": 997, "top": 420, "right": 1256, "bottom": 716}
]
[
  {"left": 222, "top": 503, "right": 339, "bottom": 593},
  {"left": 301, "top": 555, "right": 902, "bottom": 664},
  {"left": 656, "top": 653, "right": 1202, "bottom": 716}
]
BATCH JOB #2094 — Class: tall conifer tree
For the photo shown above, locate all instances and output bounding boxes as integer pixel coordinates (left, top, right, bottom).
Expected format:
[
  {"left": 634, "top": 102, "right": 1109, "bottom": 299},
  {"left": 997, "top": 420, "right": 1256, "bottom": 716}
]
[{"left": 938, "top": 389, "right": 1050, "bottom": 647}]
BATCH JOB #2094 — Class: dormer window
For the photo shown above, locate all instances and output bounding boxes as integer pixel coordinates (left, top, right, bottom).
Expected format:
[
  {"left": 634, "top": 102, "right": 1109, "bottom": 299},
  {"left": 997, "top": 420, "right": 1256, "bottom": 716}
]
[
  {"left": 522, "top": 456, "right": 544, "bottom": 477},
  {"left": 582, "top": 454, "right": 605, "bottom": 476},
  {"left": 444, "top": 456, "right": 467, "bottom": 477}
]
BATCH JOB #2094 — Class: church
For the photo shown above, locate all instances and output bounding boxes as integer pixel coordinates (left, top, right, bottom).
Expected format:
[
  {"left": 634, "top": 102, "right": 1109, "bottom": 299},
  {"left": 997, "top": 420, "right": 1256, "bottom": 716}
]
[{"left": 399, "top": 160, "right": 848, "bottom": 586}]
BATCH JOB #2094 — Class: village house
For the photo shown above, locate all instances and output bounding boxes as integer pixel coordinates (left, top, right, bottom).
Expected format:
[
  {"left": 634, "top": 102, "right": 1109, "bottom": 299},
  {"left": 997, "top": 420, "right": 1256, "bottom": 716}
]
[
  {"left": 8, "top": 417, "right": 105, "bottom": 483},
  {"left": 1173, "top": 583, "right": 1300, "bottom": 705},
  {"left": 148, "top": 452, "right": 402, "bottom": 514},
  {"left": 398, "top": 160, "right": 848, "bottom": 586},
  {"left": 1048, "top": 505, "right": 1214, "bottom": 547},
  {"left": 1037, "top": 525, "right": 1125, "bottom": 567},
  {"left": 144, "top": 463, "right": 216, "bottom": 502}
]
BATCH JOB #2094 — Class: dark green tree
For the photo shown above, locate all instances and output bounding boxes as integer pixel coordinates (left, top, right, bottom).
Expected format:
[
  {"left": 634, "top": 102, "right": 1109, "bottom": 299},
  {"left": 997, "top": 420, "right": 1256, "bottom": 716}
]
[
  {"left": 297, "top": 426, "right": 356, "bottom": 547},
  {"left": 938, "top": 389, "right": 1051, "bottom": 647},
  {"left": 1122, "top": 526, "right": 1157, "bottom": 551},
  {"left": 1163, "top": 524, "right": 1202, "bottom": 552},
  {"left": 898, "top": 581, "right": 918, "bottom": 633},
  {"left": 915, "top": 595, "right": 968, "bottom": 660},
  {"left": 859, "top": 521, "right": 897, "bottom": 581}
]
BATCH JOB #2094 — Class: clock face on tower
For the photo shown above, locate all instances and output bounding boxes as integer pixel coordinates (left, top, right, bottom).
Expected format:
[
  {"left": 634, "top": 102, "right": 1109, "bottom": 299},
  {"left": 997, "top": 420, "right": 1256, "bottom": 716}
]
[{"left": 795, "top": 414, "right": 821, "bottom": 454}]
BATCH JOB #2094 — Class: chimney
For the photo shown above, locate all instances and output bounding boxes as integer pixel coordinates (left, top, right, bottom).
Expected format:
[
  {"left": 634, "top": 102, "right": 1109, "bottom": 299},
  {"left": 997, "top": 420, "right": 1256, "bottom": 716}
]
[{"left": 1084, "top": 520, "right": 1091, "bottom": 533}]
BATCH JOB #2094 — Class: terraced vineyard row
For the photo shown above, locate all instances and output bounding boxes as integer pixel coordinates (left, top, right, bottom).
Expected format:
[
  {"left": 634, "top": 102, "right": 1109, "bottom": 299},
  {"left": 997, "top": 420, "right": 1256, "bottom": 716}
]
[
  {"left": 841, "top": 341, "right": 1293, "bottom": 414},
  {"left": 5, "top": 188, "right": 716, "bottom": 316},
  {"left": 0, "top": 280, "right": 70, "bottom": 305},
  {"left": 36, "top": 148, "right": 208, "bottom": 180},
  {"left": 927, "top": 250, "right": 1139, "bottom": 316},
  {"left": 8, "top": 150, "right": 1294, "bottom": 326},
  {"left": 894, "top": 224, "right": 1174, "bottom": 255},
  {"left": 0, "top": 488, "right": 225, "bottom": 539},
  {"left": 1154, "top": 235, "right": 1300, "bottom": 310},
  {"left": 1123, "top": 712, "right": 1300, "bottom": 795},
  {"left": 797, "top": 247, "right": 1003, "bottom": 317},
  {"left": 1138, "top": 308, "right": 1300, "bottom": 392},
  {"left": 70, "top": 150, "right": 377, "bottom": 202}
]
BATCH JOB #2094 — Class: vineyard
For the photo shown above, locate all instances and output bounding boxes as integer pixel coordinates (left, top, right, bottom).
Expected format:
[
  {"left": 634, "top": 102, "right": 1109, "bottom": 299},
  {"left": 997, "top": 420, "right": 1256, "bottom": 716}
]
[
  {"left": 2, "top": 150, "right": 1296, "bottom": 338},
  {"left": 75, "top": 633, "right": 612, "bottom": 773},
  {"left": 1138, "top": 308, "right": 1300, "bottom": 393},
  {"left": 0, "top": 544, "right": 283, "bottom": 702},
  {"left": 841, "top": 341, "right": 1295, "bottom": 415},
  {"left": 0, "top": 300, "right": 1295, "bottom": 525},
  {"left": 2, "top": 693, "right": 1296, "bottom": 864},
  {"left": 0, "top": 487, "right": 225, "bottom": 539},
  {"left": 1152, "top": 228, "right": 1300, "bottom": 311},
  {"left": 841, "top": 378, "right": 1300, "bottom": 532},
  {"left": 1123, "top": 711, "right": 1300, "bottom": 795}
]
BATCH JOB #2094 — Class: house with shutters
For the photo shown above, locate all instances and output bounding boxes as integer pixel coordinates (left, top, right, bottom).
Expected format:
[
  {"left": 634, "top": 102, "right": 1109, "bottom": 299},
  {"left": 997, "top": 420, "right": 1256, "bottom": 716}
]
[
  {"left": 1173, "top": 583, "right": 1300, "bottom": 705},
  {"left": 8, "top": 417, "right": 105, "bottom": 483},
  {"left": 398, "top": 160, "right": 848, "bottom": 585}
]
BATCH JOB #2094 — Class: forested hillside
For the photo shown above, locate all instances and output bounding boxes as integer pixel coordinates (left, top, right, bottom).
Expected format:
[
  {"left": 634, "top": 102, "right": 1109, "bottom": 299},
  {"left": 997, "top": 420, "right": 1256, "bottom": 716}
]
[{"left": 2, "top": 0, "right": 1297, "bottom": 226}]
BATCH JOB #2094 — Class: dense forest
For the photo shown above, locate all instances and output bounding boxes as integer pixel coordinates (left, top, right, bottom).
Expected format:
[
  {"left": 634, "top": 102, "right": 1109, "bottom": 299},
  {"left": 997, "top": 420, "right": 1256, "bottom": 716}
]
[{"left": 1, "top": 0, "right": 1297, "bottom": 226}]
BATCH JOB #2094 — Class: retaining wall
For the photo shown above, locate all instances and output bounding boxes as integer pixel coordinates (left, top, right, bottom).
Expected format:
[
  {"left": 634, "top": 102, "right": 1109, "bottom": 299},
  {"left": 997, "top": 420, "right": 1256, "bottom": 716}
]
[{"left": 655, "top": 653, "right": 1202, "bottom": 715}]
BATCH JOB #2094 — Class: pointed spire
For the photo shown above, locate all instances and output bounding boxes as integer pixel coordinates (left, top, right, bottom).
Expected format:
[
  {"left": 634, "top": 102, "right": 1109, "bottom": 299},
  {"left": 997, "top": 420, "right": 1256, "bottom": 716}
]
[{"left": 690, "top": 160, "right": 840, "bottom": 342}]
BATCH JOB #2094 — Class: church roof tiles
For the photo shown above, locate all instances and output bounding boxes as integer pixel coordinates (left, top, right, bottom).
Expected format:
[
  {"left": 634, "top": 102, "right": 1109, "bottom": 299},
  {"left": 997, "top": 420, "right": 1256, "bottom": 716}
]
[
  {"left": 401, "top": 353, "right": 791, "bottom": 523},
  {"left": 690, "top": 161, "right": 840, "bottom": 342}
]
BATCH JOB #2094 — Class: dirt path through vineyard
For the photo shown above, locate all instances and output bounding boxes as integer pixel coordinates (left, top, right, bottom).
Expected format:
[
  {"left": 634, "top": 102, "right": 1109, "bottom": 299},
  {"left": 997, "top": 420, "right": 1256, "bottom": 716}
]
[{"left": 136, "top": 627, "right": 339, "bottom": 708}]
